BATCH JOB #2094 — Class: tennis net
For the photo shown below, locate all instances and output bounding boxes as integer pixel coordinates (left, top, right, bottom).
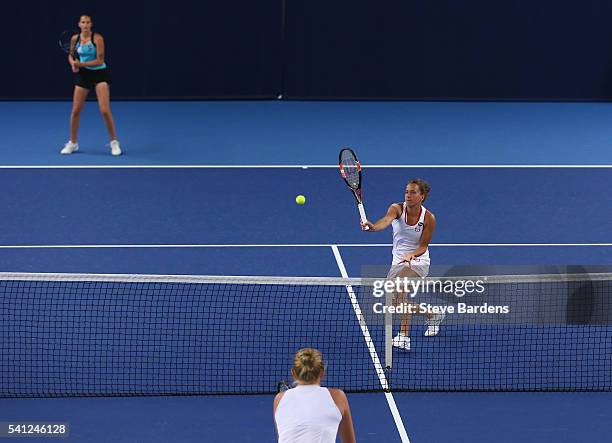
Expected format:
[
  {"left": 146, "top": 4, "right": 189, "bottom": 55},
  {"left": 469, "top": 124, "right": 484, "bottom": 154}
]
[{"left": 1, "top": 271, "right": 610, "bottom": 397}]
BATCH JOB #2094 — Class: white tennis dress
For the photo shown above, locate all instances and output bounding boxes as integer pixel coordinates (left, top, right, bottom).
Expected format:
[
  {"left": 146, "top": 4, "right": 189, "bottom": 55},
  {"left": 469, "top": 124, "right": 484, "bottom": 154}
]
[
  {"left": 388, "top": 203, "right": 430, "bottom": 278},
  {"left": 275, "top": 384, "right": 342, "bottom": 443}
]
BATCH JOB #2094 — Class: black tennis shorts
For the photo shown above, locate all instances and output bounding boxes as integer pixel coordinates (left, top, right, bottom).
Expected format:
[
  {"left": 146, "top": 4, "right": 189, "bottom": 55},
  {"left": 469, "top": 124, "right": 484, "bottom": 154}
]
[{"left": 76, "top": 68, "right": 111, "bottom": 89}]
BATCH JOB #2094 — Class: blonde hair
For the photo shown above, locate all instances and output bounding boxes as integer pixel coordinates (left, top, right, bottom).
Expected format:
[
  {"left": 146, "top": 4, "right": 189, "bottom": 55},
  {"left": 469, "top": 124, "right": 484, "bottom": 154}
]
[{"left": 292, "top": 348, "right": 324, "bottom": 384}]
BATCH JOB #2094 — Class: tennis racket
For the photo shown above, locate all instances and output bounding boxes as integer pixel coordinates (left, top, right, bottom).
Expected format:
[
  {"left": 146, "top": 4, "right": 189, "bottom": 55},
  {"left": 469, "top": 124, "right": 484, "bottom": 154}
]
[
  {"left": 276, "top": 380, "right": 296, "bottom": 393},
  {"left": 59, "top": 30, "right": 79, "bottom": 65},
  {"left": 339, "top": 147, "right": 369, "bottom": 229}
]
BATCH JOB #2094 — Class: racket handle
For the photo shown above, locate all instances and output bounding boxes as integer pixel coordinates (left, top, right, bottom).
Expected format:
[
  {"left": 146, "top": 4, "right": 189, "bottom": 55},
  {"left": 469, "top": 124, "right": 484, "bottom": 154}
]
[{"left": 358, "top": 203, "right": 370, "bottom": 230}]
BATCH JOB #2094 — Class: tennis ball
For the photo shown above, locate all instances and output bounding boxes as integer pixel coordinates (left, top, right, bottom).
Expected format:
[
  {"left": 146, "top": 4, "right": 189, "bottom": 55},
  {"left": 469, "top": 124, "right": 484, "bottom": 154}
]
[{"left": 295, "top": 195, "right": 306, "bottom": 205}]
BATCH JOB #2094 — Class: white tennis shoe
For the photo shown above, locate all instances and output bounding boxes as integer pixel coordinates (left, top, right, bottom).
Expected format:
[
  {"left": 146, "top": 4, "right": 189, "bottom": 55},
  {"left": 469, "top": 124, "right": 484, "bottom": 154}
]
[
  {"left": 60, "top": 141, "right": 79, "bottom": 154},
  {"left": 392, "top": 333, "right": 411, "bottom": 350},
  {"left": 424, "top": 312, "right": 446, "bottom": 336},
  {"left": 110, "top": 140, "right": 122, "bottom": 156}
]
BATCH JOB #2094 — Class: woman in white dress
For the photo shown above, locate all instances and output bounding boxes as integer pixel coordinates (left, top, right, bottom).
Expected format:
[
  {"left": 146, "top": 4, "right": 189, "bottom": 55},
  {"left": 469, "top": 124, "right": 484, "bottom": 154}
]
[{"left": 361, "top": 178, "right": 444, "bottom": 350}]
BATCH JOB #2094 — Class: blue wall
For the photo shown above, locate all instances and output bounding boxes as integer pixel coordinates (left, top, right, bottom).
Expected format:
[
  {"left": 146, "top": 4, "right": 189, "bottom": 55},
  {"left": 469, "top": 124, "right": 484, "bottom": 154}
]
[{"left": 3, "top": 0, "right": 612, "bottom": 99}]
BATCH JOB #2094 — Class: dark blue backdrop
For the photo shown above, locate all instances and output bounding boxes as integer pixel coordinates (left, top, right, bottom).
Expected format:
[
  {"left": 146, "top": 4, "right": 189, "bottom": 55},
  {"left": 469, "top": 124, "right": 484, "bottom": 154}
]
[
  {"left": 0, "top": 0, "right": 282, "bottom": 99},
  {"left": 283, "top": 0, "right": 612, "bottom": 100},
  {"left": 3, "top": 0, "right": 612, "bottom": 99}
]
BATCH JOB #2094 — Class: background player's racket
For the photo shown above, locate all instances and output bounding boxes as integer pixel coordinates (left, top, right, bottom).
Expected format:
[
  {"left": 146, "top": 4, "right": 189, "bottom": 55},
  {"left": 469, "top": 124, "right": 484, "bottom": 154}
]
[
  {"left": 339, "top": 148, "right": 369, "bottom": 229},
  {"left": 59, "top": 30, "right": 78, "bottom": 59}
]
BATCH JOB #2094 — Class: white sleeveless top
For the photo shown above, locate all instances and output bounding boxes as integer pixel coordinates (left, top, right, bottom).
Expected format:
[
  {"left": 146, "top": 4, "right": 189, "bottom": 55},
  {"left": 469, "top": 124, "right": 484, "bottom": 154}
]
[
  {"left": 275, "top": 385, "right": 342, "bottom": 443},
  {"left": 391, "top": 203, "right": 430, "bottom": 266}
]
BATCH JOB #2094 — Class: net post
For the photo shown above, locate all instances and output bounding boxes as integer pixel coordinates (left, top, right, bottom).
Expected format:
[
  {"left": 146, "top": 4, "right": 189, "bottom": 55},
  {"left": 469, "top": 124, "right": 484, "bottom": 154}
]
[
  {"left": 384, "top": 289, "right": 393, "bottom": 392},
  {"left": 384, "top": 290, "right": 393, "bottom": 371}
]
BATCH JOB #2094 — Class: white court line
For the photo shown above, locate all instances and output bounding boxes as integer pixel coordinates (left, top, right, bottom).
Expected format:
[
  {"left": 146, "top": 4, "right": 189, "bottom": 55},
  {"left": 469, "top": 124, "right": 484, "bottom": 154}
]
[
  {"left": 0, "top": 164, "right": 611, "bottom": 169},
  {"left": 331, "top": 245, "right": 411, "bottom": 443},
  {"left": 0, "top": 243, "right": 609, "bottom": 249}
]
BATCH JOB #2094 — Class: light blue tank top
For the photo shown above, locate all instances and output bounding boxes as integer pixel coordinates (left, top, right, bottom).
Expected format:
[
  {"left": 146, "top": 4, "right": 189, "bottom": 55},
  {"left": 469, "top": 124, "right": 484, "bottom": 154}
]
[{"left": 76, "top": 34, "right": 106, "bottom": 70}]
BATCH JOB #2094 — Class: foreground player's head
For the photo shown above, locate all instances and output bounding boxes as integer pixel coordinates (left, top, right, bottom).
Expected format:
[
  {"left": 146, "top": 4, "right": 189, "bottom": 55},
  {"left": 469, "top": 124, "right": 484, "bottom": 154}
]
[
  {"left": 405, "top": 178, "right": 430, "bottom": 206},
  {"left": 291, "top": 348, "right": 325, "bottom": 385},
  {"left": 78, "top": 14, "right": 93, "bottom": 32}
]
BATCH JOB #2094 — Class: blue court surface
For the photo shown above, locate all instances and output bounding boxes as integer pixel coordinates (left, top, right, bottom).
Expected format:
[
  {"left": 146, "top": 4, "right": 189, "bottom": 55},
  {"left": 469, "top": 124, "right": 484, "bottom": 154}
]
[{"left": 0, "top": 101, "right": 611, "bottom": 442}]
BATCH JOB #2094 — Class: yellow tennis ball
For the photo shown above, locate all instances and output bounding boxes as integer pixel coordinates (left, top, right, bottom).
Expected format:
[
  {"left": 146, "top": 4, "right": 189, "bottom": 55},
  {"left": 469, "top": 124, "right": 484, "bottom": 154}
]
[{"left": 295, "top": 195, "right": 306, "bottom": 205}]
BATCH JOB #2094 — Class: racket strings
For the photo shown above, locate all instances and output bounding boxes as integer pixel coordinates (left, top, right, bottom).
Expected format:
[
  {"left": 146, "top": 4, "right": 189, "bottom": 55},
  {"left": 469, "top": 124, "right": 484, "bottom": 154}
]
[
  {"left": 59, "top": 31, "right": 75, "bottom": 54},
  {"left": 340, "top": 153, "right": 360, "bottom": 188}
]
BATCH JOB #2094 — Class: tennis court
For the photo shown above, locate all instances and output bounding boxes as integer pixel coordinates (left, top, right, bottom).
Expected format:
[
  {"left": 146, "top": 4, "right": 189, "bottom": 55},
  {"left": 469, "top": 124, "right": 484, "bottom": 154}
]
[{"left": 0, "top": 99, "right": 611, "bottom": 442}]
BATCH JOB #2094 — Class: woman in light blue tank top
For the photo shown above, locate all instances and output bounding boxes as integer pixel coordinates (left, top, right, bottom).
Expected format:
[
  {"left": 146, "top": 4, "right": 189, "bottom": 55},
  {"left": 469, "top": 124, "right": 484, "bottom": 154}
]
[{"left": 60, "top": 14, "right": 122, "bottom": 156}]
